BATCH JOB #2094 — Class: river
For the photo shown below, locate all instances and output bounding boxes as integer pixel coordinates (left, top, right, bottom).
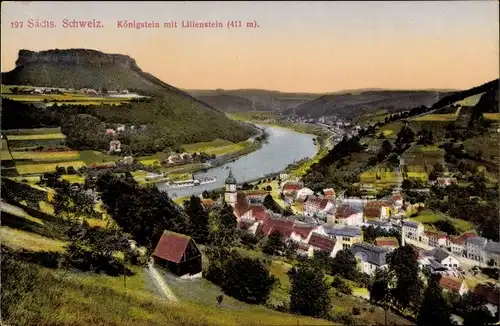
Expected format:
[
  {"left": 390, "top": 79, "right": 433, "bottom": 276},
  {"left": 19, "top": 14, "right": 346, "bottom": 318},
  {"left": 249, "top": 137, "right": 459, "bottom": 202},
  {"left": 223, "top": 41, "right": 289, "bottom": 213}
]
[{"left": 156, "top": 124, "right": 318, "bottom": 199}]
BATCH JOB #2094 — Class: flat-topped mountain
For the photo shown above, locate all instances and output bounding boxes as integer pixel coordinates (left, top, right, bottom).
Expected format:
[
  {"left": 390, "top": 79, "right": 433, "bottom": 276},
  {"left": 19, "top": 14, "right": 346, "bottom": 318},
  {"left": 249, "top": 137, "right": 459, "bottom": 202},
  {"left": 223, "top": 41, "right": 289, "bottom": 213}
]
[{"left": 1, "top": 49, "right": 217, "bottom": 111}]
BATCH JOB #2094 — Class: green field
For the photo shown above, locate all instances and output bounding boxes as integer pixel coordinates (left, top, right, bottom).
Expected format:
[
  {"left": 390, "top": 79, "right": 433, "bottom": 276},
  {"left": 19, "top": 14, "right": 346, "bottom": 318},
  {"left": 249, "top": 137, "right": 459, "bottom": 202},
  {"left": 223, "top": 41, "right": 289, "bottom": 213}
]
[
  {"left": 10, "top": 150, "right": 80, "bottom": 161},
  {"left": 360, "top": 168, "right": 401, "bottom": 184},
  {"left": 377, "top": 122, "right": 404, "bottom": 139},
  {"left": 181, "top": 139, "right": 251, "bottom": 156},
  {"left": 16, "top": 160, "right": 86, "bottom": 175},
  {"left": 1, "top": 139, "right": 13, "bottom": 160},
  {"left": 484, "top": 113, "right": 500, "bottom": 121},
  {"left": 456, "top": 93, "right": 484, "bottom": 106},
  {"left": 2, "top": 93, "right": 131, "bottom": 104},
  {"left": 402, "top": 145, "right": 444, "bottom": 167},
  {"left": 79, "top": 150, "right": 121, "bottom": 165},
  {"left": 6, "top": 133, "right": 67, "bottom": 141},
  {"left": 413, "top": 107, "right": 461, "bottom": 122},
  {"left": 409, "top": 209, "right": 475, "bottom": 233}
]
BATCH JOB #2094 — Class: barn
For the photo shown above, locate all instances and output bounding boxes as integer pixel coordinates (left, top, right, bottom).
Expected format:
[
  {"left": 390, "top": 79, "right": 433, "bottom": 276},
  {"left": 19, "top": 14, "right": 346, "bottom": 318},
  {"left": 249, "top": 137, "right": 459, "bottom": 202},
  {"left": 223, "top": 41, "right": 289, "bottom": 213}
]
[{"left": 151, "top": 230, "right": 202, "bottom": 277}]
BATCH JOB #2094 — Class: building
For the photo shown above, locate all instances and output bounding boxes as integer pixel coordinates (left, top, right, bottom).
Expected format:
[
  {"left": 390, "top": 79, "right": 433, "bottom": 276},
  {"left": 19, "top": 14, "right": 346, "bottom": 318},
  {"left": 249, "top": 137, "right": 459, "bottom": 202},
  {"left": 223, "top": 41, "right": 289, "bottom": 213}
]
[
  {"left": 334, "top": 204, "right": 363, "bottom": 226},
  {"left": 314, "top": 225, "right": 363, "bottom": 257},
  {"left": 392, "top": 194, "right": 403, "bottom": 210},
  {"left": 466, "top": 236, "right": 488, "bottom": 263},
  {"left": 425, "top": 248, "right": 460, "bottom": 268},
  {"left": 435, "top": 177, "right": 458, "bottom": 187},
  {"left": 473, "top": 283, "right": 500, "bottom": 317},
  {"left": 424, "top": 230, "right": 448, "bottom": 248},
  {"left": 375, "top": 237, "right": 399, "bottom": 250},
  {"left": 402, "top": 220, "right": 424, "bottom": 245},
  {"left": 323, "top": 188, "right": 336, "bottom": 198},
  {"left": 109, "top": 140, "right": 121, "bottom": 153},
  {"left": 364, "top": 220, "right": 394, "bottom": 232},
  {"left": 105, "top": 128, "right": 117, "bottom": 137},
  {"left": 296, "top": 187, "right": 314, "bottom": 203},
  {"left": 363, "top": 200, "right": 393, "bottom": 219},
  {"left": 304, "top": 196, "right": 335, "bottom": 218},
  {"left": 351, "top": 243, "right": 390, "bottom": 276},
  {"left": 308, "top": 233, "right": 336, "bottom": 255},
  {"left": 448, "top": 231, "right": 478, "bottom": 257},
  {"left": 282, "top": 181, "right": 303, "bottom": 198},
  {"left": 151, "top": 230, "right": 202, "bottom": 277},
  {"left": 224, "top": 170, "right": 237, "bottom": 208},
  {"left": 439, "top": 276, "right": 469, "bottom": 296},
  {"left": 484, "top": 240, "right": 500, "bottom": 267},
  {"left": 290, "top": 224, "right": 318, "bottom": 244},
  {"left": 167, "top": 154, "right": 182, "bottom": 164}
]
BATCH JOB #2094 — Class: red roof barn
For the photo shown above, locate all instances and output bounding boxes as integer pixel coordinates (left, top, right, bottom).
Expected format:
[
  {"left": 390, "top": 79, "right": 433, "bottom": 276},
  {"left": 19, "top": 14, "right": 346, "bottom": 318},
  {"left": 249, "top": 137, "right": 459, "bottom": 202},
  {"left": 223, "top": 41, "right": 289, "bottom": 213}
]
[{"left": 151, "top": 230, "right": 202, "bottom": 277}]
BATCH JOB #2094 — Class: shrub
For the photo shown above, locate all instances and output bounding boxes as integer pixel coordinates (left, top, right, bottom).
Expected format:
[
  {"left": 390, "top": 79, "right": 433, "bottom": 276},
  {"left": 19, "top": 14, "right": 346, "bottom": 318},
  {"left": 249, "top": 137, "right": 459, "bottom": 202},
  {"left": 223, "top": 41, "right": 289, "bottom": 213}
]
[
  {"left": 66, "top": 166, "right": 76, "bottom": 175},
  {"left": 352, "top": 307, "right": 361, "bottom": 315}
]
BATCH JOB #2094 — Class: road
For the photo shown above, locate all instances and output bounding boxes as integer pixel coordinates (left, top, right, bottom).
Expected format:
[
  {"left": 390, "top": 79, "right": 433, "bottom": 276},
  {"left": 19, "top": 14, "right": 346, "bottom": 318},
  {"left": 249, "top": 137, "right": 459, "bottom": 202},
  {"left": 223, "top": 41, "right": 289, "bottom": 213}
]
[{"left": 146, "top": 263, "right": 179, "bottom": 303}]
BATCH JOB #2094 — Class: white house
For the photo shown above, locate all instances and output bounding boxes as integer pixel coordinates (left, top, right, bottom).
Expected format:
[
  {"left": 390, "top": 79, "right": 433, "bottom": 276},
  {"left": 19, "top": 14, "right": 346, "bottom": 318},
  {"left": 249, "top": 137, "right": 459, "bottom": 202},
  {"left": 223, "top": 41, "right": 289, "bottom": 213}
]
[
  {"left": 402, "top": 220, "right": 424, "bottom": 245},
  {"left": 424, "top": 230, "right": 448, "bottom": 248},
  {"left": 448, "top": 231, "right": 478, "bottom": 257},
  {"left": 363, "top": 200, "right": 393, "bottom": 219},
  {"left": 466, "top": 237, "right": 488, "bottom": 263},
  {"left": 351, "top": 243, "right": 390, "bottom": 276},
  {"left": 392, "top": 194, "right": 403, "bottom": 210},
  {"left": 313, "top": 225, "right": 363, "bottom": 258},
  {"left": 296, "top": 187, "right": 314, "bottom": 203}
]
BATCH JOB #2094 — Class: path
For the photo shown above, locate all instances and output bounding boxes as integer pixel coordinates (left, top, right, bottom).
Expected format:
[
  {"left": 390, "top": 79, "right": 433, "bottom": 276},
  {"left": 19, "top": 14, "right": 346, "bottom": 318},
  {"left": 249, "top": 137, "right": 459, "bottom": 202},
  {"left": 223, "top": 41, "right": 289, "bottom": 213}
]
[{"left": 146, "top": 263, "right": 179, "bottom": 303}]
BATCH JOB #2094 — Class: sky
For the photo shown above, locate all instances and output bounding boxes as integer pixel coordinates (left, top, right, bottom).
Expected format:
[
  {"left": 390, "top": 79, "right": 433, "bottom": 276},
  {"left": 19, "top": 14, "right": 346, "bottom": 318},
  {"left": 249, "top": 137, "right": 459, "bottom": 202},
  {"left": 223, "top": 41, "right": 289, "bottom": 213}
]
[{"left": 1, "top": 1, "right": 499, "bottom": 93}]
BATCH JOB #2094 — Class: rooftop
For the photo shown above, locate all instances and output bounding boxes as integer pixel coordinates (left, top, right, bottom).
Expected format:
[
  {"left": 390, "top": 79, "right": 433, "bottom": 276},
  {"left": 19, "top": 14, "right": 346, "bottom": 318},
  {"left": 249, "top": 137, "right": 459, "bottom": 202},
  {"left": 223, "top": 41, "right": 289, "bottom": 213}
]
[
  {"left": 403, "top": 220, "right": 421, "bottom": 228},
  {"left": 351, "top": 243, "right": 390, "bottom": 266},
  {"left": 325, "top": 225, "right": 362, "bottom": 237},
  {"left": 439, "top": 276, "right": 464, "bottom": 292},
  {"left": 225, "top": 169, "right": 237, "bottom": 184},
  {"left": 375, "top": 237, "right": 399, "bottom": 247},
  {"left": 308, "top": 233, "right": 336, "bottom": 252},
  {"left": 152, "top": 230, "right": 192, "bottom": 263},
  {"left": 485, "top": 240, "right": 500, "bottom": 254},
  {"left": 466, "top": 236, "right": 488, "bottom": 247}
]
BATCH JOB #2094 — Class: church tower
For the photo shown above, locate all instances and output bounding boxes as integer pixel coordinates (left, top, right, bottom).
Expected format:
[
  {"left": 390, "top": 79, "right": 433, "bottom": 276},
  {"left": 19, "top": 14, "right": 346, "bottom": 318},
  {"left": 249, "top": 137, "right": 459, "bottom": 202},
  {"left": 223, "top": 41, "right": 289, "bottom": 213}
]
[{"left": 224, "top": 169, "right": 237, "bottom": 208}]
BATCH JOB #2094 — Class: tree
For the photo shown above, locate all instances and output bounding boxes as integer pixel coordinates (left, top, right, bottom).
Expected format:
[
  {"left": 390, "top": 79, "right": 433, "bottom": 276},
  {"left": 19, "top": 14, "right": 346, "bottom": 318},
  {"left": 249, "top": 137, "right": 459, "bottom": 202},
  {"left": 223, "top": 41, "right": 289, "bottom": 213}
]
[
  {"left": 183, "top": 195, "right": 209, "bottom": 244},
  {"left": 290, "top": 264, "right": 331, "bottom": 318},
  {"left": 222, "top": 253, "right": 276, "bottom": 304},
  {"left": 331, "top": 276, "right": 352, "bottom": 295},
  {"left": 387, "top": 245, "right": 423, "bottom": 312},
  {"left": 202, "top": 190, "right": 210, "bottom": 199},
  {"left": 263, "top": 194, "right": 282, "bottom": 214},
  {"left": 208, "top": 203, "right": 237, "bottom": 259},
  {"left": 458, "top": 292, "right": 496, "bottom": 326},
  {"left": 262, "top": 231, "right": 285, "bottom": 256},
  {"left": 416, "top": 276, "right": 452, "bottom": 326},
  {"left": 369, "top": 268, "right": 392, "bottom": 307},
  {"left": 381, "top": 140, "right": 394, "bottom": 155},
  {"left": 331, "top": 249, "right": 358, "bottom": 281}
]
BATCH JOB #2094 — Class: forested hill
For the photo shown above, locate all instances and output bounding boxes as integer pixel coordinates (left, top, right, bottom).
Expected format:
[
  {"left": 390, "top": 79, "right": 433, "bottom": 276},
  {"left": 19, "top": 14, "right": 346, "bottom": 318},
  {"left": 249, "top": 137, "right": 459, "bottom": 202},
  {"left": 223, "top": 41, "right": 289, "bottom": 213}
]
[
  {"left": 1, "top": 48, "right": 221, "bottom": 113},
  {"left": 289, "top": 90, "right": 451, "bottom": 120},
  {"left": 431, "top": 79, "right": 499, "bottom": 110}
]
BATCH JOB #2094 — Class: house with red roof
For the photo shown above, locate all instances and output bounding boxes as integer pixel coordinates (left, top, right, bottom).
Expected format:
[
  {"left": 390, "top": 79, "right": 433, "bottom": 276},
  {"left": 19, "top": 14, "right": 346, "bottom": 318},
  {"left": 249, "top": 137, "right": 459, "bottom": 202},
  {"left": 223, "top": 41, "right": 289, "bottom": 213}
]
[
  {"left": 304, "top": 196, "right": 335, "bottom": 219},
  {"left": 151, "top": 230, "right": 202, "bottom": 277},
  {"left": 334, "top": 204, "right": 363, "bottom": 226},
  {"left": 449, "top": 231, "right": 478, "bottom": 257},
  {"left": 289, "top": 224, "right": 318, "bottom": 244},
  {"left": 423, "top": 230, "right": 448, "bottom": 248},
  {"left": 308, "top": 233, "right": 336, "bottom": 254},
  {"left": 375, "top": 237, "right": 399, "bottom": 250},
  {"left": 281, "top": 182, "right": 303, "bottom": 203},
  {"left": 392, "top": 194, "right": 403, "bottom": 210},
  {"left": 439, "top": 275, "right": 469, "bottom": 296},
  {"left": 260, "top": 218, "right": 295, "bottom": 238},
  {"left": 363, "top": 200, "right": 393, "bottom": 219}
]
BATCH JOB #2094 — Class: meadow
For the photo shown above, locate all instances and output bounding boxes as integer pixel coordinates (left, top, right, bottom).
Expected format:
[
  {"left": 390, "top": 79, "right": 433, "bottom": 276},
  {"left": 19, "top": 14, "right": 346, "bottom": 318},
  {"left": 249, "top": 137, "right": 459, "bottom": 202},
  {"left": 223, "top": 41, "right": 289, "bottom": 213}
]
[
  {"left": 456, "top": 93, "right": 484, "bottom": 106},
  {"left": 412, "top": 107, "right": 461, "bottom": 122},
  {"left": 359, "top": 168, "right": 401, "bottom": 184},
  {"left": 10, "top": 150, "right": 80, "bottom": 161},
  {"left": 409, "top": 209, "right": 475, "bottom": 234},
  {"left": 402, "top": 145, "right": 444, "bottom": 167},
  {"left": 6, "top": 133, "right": 67, "bottom": 141},
  {"left": 483, "top": 113, "right": 500, "bottom": 121},
  {"left": 181, "top": 139, "right": 251, "bottom": 156},
  {"left": 15, "top": 160, "right": 86, "bottom": 175},
  {"left": 1, "top": 139, "right": 13, "bottom": 160}
]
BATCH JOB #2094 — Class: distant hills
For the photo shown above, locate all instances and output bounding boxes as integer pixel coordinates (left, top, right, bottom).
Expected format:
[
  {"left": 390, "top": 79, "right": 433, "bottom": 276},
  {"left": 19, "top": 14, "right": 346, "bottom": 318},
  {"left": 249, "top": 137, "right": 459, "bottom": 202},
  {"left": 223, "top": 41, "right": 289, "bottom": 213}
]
[
  {"left": 286, "top": 90, "right": 453, "bottom": 120},
  {"left": 188, "top": 88, "right": 464, "bottom": 117}
]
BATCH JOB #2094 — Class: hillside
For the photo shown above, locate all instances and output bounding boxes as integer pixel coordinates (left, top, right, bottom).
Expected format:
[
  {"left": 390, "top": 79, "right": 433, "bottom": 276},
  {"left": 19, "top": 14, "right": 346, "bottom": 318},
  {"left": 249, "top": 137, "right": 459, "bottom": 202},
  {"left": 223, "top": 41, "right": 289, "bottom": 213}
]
[
  {"left": 196, "top": 94, "right": 257, "bottom": 112},
  {"left": 1, "top": 49, "right": 220, "bottom": 113},
  {"left": 430, "top": 79, "right": 499, "bottom": 110},
  {"left": 289, "top": 90, "right": 451, "bottom": 120},
  {"left": 189, "top": 89, "right": 320, "bottom": 112},
  {"left": 1, "top": 49, "right": 258, "bottom": 155}
]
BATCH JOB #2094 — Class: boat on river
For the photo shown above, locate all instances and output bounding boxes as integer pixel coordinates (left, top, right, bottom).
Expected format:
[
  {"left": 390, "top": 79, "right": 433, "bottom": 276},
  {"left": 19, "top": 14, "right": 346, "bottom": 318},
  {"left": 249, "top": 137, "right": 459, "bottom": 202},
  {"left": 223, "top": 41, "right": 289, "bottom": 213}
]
[{"left": 165, "top": 176, "right": 217, "bottom": 188}]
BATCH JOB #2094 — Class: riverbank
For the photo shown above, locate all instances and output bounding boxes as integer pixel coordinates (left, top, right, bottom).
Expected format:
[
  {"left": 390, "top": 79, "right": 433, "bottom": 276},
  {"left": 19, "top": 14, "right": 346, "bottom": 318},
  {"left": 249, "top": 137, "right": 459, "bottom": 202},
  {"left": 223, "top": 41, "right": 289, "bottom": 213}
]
[{"left": 228, "top": 114, "right": 329, "bottom": 178}]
